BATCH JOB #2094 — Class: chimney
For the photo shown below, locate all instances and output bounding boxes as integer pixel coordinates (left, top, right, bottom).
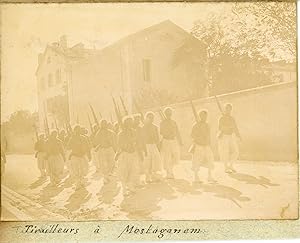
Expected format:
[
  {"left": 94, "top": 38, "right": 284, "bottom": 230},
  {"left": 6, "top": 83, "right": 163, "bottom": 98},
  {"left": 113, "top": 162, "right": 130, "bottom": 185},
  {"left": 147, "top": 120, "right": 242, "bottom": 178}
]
[{"left": 60, "top": 35, "right": 68, "bottom": 49}]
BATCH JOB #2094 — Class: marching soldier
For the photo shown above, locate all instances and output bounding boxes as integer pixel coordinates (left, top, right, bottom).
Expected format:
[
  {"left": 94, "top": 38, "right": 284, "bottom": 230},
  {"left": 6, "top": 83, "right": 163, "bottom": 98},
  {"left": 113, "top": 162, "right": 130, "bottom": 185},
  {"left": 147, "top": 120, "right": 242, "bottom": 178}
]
[
  {"left": 90, "top": 124, "right": 99, "bottom": 146},
  {"left": 81, "top": 126, "right": 92, "bottom": 176},
  {"left": 142, "top": 111, "right": 162, "bottom": 183},
  {"left": 190, "top": 110, "right": 216, "bottom": 183},
  {"left": 34, "top": 134, "right": 47, "bottom": 178},
  {"left": 94, "top": 119, "right": 117, "bottom": 184},
  {"left": 133, "top": 114, "right": 147, "bottom": 185},
  {"left": 67, "top": 125, "right": 91, "bottom": 189},
  {"left": 218, "top": 103, "right": 241, "bottom": 173},
  {"left": 113, "top": 122, "right": 120, "bottom": 135},
  {"left": 117, "top": 116, "right": 139, "bottom": 196},
  {"left": 90, "top": 123, "right": 100, "bottom": 172},
  {"left": 160, "top": 107, "right": 182, "bottom": 179},
  {"left": 58, "top": 130, "right": 67, "bottom": 148},
  {"left": 45, "top": 130, "right": 66, "bottom": 185},
  {"left": 107, "top": 122, "right": 114, "bottom": 131}
]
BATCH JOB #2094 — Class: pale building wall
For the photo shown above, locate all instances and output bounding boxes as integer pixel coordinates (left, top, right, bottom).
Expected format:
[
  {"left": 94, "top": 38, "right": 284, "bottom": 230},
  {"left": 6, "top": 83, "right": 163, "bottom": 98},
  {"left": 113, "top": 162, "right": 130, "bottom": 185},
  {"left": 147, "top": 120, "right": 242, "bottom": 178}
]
[
  {"left": 36, "top": 47, "right": 69, "bottom": 131},
  {"left": 152, "top": 81, "right": 297, "bottom": 162},
  {"left": 127, "top": 28, "right": 206, "bottom": 98},
  {"left": 69, "top": 28, "right": 206, "bottom": 126},
  {"left": 69, "top": 48, "right": 124, "bottom": 125}
]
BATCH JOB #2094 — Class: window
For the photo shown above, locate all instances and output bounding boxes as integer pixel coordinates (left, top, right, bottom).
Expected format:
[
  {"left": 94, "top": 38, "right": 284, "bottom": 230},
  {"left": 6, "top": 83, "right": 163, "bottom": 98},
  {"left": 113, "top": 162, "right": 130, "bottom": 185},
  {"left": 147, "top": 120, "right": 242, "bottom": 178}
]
[
  {"left": 56, "top": 69, "right": 61, "bottom": 84},
  {"left": 142, "top": 59, "right": 151, "bottom": 82},
  {"left": 48, "top": 73, "right": 53, "bottom": 87}
]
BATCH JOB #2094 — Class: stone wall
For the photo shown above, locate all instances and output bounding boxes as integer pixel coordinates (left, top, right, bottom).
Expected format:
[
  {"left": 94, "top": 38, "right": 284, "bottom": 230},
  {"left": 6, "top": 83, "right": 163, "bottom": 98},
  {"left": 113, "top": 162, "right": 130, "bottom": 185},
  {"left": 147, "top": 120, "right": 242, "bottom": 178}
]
[{"left": 154, "top": 81, "right": 297, "bottom": 162}]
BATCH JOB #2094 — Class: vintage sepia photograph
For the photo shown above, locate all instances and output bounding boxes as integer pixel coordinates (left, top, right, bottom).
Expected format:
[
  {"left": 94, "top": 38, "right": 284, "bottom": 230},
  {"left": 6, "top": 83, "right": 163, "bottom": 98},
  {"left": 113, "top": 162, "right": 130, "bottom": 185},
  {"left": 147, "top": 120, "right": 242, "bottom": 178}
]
[{"left": 1, "top": 1, "right": 298, "bottom": 221}]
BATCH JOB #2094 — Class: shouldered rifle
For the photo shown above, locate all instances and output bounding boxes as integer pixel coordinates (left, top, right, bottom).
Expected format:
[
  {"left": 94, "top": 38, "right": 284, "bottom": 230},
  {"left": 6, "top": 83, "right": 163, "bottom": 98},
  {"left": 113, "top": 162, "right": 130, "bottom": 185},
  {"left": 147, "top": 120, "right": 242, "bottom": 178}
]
[
  {"left": 158, "top": 108, "right": 166, "bottom": 121},
  {"left": 88, "top": 103, "right": 99, "bottom": 126},
  {"left": 43, "top": 103, "right": 50, "bottom": 136},
  {"left": 54, "top": 118, "right": 59, "bottom": 133},
  {"left": 87, "top": 113, "right": 93, "bottom": 133},
  {"left": 190, "top": 99, "right": 200, "bottom": 123},
  {"left": 214, "top": 95, "right": 224, "bottom": 114},
  {"left": 44, "top": 117, "right": 50, "bottom": 137},
  {"left": 120, "top": 96, "right": 129, "bottom": 116},
  {"left": 112, "top": 96, "right": 123, "bottom": 127},
  {"left": 133, "top": 99, "right": 144, "bottom": 123},
  {"left": 33, "top": 124, "right": 39, "bottom": 141}
]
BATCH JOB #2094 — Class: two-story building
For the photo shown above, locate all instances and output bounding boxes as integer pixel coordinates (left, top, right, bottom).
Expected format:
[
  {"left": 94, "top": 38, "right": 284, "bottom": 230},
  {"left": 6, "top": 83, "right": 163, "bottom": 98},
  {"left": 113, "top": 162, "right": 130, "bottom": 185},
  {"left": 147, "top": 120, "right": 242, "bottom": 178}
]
[{"left": 36, "top": 20, "right": 208, "bottom": 131}]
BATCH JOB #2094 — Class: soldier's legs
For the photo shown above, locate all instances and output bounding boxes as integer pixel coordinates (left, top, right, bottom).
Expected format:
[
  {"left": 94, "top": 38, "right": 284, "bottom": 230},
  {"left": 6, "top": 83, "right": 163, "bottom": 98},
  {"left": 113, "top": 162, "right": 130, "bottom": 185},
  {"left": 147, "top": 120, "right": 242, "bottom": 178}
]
[
  {"left": 192, "top": 146, "right": 204, "bottom": 182},
  {"left": 71, "top": 156, "right": 82, "bottom": 188},
  {"left": 101, "top": 149, "right": 113, "bottom": 183},
  {"left": 168, "top": 141, "right": 179, "bottom": 178},
  {"left": 228, "top": 136, "right": 239, "bottom": 172},
  {"left": 205, "top": 147, "right": 216, "bottom": 182},
  {"left": 118, "top": 153, "right": 130, "bottom": 196},
  {"left": 144, "top": 154, "right": 152, "bottom": 183},
  {"left": 37, "top": 153, "right": 46, "bottom": 177},
  {"left": 128, "top": 153, "right": 139, "bottom": 191},
  {"left": 107, "top": 148, "right": 115, "bottom": 180},
  {"left": 165, "top": 152, "right": 173, "bottom": 178},
  {"left": 47, "top": 156, "right": 56, "bottom": 184},
  {"left": 218, "top": 136, "right": 231, "bottom": 172},
  {"left": 162, "top": 140, "right": 174, "bottom": 178}
]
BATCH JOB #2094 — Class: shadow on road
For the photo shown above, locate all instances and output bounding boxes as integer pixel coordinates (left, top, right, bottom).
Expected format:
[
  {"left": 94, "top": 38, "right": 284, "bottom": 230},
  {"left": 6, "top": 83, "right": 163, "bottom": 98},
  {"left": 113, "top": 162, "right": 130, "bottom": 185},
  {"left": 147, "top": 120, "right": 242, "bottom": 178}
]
[
  {"left": 64, "top": 187, "right": 91, "bottom": 212},
  {"left": 120, "top": 180, "right": 177, "bottom": 219},
  {"left": 120, "top": 178, "right": 203, "bottom": 219},
  {"left": 29, "top": 177, "right": 48, "bottom": 189},
  {"left": 196, "top": 183, "right": 250, "bottom": 208},
  {"left": 38, "top": 182, "right": 65, "bottom": 204},
  {"left": 97, "top": 178, "right": 121, "bottom": 204},
  {"left": 228, "top": 173, "right": 279, "bottom": 188}
]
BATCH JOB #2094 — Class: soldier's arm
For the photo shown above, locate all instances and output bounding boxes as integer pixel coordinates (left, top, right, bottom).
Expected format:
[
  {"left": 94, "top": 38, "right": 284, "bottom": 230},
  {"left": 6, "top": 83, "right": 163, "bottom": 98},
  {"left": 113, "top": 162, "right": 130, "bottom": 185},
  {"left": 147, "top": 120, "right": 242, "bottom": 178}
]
[
  {"left": 233, "top": 118, "right": 241, "bottom": 139},
  {"left": 175, "top": 122, "right": 183, "bottom": 145},
  {"left": 84, "top": 139, "right": 92, "bottom": 161},
  {"left": 218, "top": 117, "right": 224, "bottom": 138},
  {"left": 34, "top": 141, "right": 38, "bottom": 151},
  {"left": 208, "top": 125, "right": 211, "bottom": 145},
  {"left": 93, "top": 131, "right": 100, "bottom": 147},
  {"left": 154, "top": 126, "right": 160, "bottom": 146},
  {"left": 191, "top": 124, "right": 197, "bottom": 140},
  {"left": 139, "top": 129, "right": 147, "bottom": 155},
  {"left": 59, "top": 141, "right": 66, "bottom": 161},
  {"left": 116, "top": 132, "right": 123, "bottom": 153},
  {"left": 159, "top": 121, "right": 164, "bottom": 136},
  {"left": 111, "top": 131, "right": 117, "bottom": 152}
]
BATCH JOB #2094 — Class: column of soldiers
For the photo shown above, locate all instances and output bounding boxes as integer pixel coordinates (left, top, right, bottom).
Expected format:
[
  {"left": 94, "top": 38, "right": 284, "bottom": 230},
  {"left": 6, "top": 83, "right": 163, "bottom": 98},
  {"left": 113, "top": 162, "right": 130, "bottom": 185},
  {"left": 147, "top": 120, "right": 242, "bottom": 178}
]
[{"left": 34, "top": 102, "right": 241, "bottom": 196}]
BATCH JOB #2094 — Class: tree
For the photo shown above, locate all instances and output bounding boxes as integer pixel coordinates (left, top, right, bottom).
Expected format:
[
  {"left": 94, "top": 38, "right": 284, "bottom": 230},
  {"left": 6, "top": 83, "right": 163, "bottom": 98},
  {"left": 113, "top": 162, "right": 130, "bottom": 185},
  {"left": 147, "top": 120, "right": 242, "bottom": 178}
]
[
  {"left": 191, "top": 2, "right": 295, "bottom": 95},
  {"left": 232, "top": 1, "right": 296, "bottom": 61},
  {"left": 3, "top": 110, "right": 38, "bottom": 135}
]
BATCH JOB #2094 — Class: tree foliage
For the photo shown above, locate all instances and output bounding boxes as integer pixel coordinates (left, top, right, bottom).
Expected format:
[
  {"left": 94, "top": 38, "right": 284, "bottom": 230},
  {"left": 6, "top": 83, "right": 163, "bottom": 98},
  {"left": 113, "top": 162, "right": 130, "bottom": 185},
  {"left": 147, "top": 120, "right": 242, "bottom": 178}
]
[
  {"left": 191, "top": 1, "right": 296, "bottom": 95},
  {"left": 232, "top": 1, "right": 296, "bottom": 60},
  {"left": 2, "top": 110, "right": 38, "bottom": 136}
]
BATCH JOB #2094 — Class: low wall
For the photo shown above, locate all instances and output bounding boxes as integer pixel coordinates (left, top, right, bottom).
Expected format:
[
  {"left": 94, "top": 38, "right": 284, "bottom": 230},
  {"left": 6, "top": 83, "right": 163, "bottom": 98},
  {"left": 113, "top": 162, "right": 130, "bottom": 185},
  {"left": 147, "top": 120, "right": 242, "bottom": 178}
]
[{"left": 157, "top": 82, "right": 297, "bottom": 162}]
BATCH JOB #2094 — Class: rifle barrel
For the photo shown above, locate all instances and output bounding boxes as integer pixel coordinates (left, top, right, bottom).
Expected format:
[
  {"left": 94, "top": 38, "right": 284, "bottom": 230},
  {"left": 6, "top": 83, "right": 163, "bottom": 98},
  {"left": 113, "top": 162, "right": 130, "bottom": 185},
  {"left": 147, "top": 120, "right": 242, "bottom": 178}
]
[
  {"left": 89, "top": 103, "right": 99, "bottom": 126},
  {"left": 214, "top": 95, "right": 224, "bottom": 114}
]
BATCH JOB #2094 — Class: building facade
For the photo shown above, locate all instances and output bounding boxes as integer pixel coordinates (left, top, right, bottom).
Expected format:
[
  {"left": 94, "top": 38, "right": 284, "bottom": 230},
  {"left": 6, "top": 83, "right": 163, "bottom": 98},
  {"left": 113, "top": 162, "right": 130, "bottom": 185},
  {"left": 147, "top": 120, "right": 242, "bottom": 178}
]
[{"left": 36, "top": 20, "right": 208, "bottom": 130}]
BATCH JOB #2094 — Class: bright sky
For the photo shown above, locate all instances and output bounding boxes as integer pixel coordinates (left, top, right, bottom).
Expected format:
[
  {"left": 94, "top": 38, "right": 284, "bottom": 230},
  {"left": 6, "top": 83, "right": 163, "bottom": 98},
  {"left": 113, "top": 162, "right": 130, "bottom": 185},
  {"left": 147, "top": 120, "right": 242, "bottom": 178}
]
[{"left": 1, "top": 2, "right": 233, "bottom": 122}]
